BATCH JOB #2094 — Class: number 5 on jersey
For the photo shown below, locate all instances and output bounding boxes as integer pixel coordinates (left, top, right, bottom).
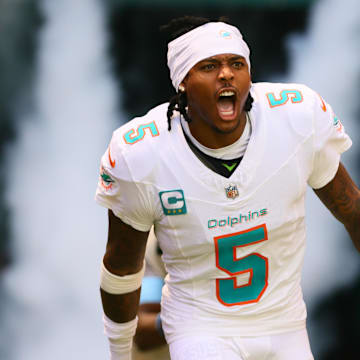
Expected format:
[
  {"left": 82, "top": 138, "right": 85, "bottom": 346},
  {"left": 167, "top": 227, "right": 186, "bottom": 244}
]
[
  {"left": 123, "top": 121, "right": 159, "bottom": 145},
  {"left": 214, "top": 224, "right": 268, "bottom": 306}
]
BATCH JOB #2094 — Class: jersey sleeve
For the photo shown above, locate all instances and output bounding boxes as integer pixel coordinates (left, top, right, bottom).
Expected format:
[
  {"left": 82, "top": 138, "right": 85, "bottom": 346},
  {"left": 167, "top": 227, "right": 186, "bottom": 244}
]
[
  {"left": 307, "top": 92, "right": 352, "bottom": 189},
  {"left": 95, "top": 132, "right": 155, "bottom": 232}
]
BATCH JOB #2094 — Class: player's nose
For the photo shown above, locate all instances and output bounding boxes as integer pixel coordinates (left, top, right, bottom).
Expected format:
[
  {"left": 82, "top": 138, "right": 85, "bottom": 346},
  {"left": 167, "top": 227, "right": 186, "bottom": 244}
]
[{"left": 218, "top": 65, "right": 234, "bottom": 82}]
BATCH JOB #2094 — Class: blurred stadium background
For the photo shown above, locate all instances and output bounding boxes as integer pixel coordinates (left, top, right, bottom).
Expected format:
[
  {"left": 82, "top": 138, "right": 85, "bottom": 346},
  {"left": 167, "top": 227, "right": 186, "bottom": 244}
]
[{"left": 0, "top": 0, "right": 359, "bottom": 359}]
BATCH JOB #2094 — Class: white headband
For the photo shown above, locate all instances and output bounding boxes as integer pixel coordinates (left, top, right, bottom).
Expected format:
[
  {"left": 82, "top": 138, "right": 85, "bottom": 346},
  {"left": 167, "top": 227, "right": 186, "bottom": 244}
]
[{"left": 167, "top": 22, "right": 251, "bottom": 90}]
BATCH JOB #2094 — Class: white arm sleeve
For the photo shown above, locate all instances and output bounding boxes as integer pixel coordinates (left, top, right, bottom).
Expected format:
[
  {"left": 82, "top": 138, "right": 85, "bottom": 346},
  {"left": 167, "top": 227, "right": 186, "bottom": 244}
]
[{"left": 307, "top": 93, "right": 352, "bottom": 189}]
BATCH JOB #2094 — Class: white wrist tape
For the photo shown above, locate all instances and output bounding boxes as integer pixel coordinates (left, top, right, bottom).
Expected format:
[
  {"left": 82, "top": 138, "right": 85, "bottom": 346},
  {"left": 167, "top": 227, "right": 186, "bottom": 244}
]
[
  {"left": 103, "top": 314, "right": 138, "bottom": 360},
  {"left": 100, "top": 261, "right": 145, "bottom": 294}
]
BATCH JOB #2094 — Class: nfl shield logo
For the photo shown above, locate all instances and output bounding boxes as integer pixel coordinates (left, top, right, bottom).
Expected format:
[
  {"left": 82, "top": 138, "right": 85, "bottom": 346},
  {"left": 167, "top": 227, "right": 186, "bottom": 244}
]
[{"left": 225, "top": 184, "right": 239, "bottom": 199}]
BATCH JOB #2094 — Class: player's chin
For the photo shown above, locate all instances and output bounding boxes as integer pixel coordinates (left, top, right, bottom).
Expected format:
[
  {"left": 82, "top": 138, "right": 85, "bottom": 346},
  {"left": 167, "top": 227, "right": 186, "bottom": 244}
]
[{"left": 214, "top": 116, "right": 242, "bottom": 134}]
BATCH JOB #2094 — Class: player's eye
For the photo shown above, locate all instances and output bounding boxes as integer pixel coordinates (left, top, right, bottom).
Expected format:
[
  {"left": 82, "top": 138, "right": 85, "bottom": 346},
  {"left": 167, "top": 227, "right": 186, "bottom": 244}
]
[
  {"left": 233, "top": 61, "right": 245, "bottom": 69},
  {"left": 201, "top": 63, "right": 216, "bottom": 71}
]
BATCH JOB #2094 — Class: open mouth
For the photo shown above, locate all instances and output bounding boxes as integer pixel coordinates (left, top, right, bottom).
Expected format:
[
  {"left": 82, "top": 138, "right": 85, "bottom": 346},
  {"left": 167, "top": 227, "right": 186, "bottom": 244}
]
[{"left": 216, "top": 89, "right": 237, "bottom": 120}]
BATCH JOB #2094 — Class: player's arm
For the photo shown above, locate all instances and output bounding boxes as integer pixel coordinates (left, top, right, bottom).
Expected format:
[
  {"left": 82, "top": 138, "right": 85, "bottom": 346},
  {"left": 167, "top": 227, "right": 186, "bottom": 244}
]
[
  {"left": 134, "top": 302, "right": 166, "bottom": 350},
  {"left": 314, "top": 162, "right": 360, "bottom": 252},
  {"left": 100, "top": 209, "right": 149, "bottom": 359}
]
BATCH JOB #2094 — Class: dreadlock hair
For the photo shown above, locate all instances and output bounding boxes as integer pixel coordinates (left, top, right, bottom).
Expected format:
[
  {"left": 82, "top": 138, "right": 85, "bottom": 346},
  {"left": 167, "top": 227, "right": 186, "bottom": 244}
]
[{"left": 161, "top": 16, "right": 254, "bottom": 131}]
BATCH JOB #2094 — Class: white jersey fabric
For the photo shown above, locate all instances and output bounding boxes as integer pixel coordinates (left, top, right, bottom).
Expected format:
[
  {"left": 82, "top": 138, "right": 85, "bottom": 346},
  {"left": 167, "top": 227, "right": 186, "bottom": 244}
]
[
  {"left": 95, "top": 82, "right": 352, "bottom": 344},
  {"left": 139, "top": 228, "right": 166, "bottom": 304},
  {"left": 144, "top": 227, "right": 166, "bottom": 279}
]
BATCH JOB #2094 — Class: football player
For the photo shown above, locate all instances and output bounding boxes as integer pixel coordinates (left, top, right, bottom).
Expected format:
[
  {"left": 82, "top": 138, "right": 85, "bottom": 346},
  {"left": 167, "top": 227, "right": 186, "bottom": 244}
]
[{"left": 95, "top": 16, "right": 359, "bottom": 360}]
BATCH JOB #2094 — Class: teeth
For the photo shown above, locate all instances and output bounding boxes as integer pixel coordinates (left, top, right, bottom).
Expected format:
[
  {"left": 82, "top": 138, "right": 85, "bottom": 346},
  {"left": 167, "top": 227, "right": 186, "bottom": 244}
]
[{"left": 219, "top": 90, "right": 235, "bottom": 97}]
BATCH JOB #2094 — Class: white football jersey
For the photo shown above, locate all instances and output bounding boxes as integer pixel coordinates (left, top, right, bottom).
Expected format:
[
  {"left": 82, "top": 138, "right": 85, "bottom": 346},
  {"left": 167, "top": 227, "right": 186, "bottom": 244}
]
[
  {"left": 95, "top": 83, "right": 352, "bottom": 343},
  {"left": 139, "top": 228, "right": 166, "bottom": 304},
  {"left": 144, "top": 227, "right": 166, "bottom": 278}
]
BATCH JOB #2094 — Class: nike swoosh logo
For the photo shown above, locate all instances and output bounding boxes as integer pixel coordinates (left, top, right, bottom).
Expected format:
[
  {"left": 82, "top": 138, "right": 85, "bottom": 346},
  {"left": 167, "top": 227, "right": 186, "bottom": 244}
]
[
  {"left": 317, "top": 93, "right": 327, "bottom": 112},
  {"left": 108, "top": 147, "right": 115, "bottom": 168},
  {"left": 337, "top": 121, "right": 343, "bottom": 133},
  {"left": 222, "top": 163, "right": 237, "bottom": 172}
]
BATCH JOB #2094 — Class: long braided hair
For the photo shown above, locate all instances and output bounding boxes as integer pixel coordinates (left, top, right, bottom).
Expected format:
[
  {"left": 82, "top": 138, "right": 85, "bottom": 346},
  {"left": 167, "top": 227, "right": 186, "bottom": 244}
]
[{"left": 161, "top": 16, "right": 254, "bottom": 131}]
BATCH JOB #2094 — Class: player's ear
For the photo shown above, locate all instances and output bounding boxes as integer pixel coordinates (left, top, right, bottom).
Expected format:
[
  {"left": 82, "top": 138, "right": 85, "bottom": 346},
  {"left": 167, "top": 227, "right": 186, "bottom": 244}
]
[{"left": 179, "top": 74, "right": 189, "bottom": 92}]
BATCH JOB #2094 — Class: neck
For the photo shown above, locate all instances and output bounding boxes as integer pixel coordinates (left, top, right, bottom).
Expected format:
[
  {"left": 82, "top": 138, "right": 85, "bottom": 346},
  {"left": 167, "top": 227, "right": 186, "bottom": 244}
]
[{"left": 187, "top": 111, "right": 248, "bottom": 149}]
